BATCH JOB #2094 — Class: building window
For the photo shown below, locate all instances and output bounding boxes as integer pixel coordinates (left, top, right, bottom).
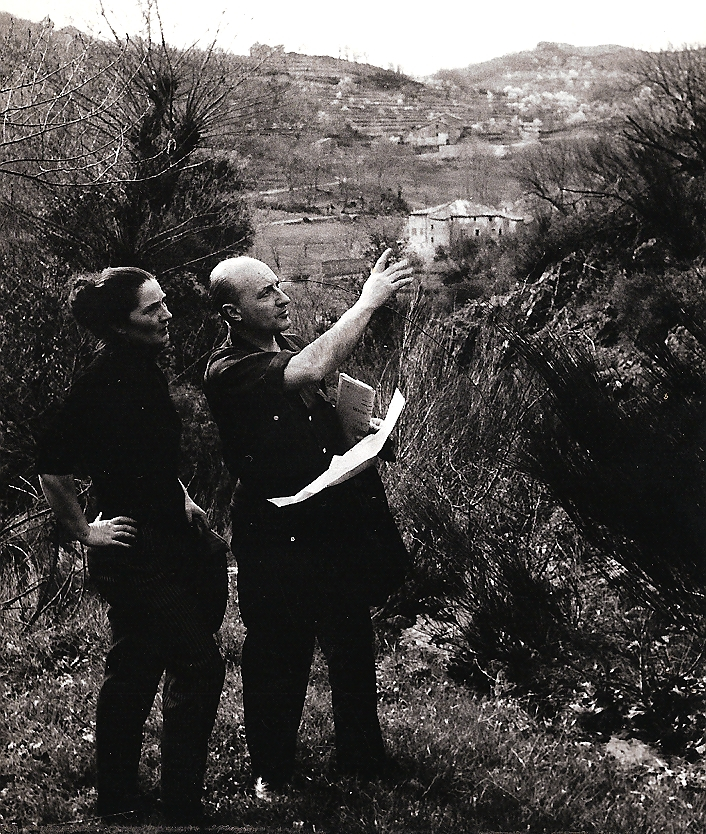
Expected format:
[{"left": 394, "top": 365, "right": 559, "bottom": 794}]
[
  {"left": 498, "top": 229, "right": 502, "bottom": 236},
  {"left": 475, "top": 229, "right": 479, "bottom": 236}
]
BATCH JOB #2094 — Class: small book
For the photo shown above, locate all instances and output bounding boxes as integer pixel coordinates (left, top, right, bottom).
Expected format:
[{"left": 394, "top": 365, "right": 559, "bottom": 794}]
[{"left": 336, "top": 373, "right": 375, "bottom": 441}]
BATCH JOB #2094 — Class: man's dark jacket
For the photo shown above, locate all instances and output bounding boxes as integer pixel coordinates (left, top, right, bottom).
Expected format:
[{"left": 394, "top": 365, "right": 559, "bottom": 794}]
[{"left": 203, "top": 332, "right": 408, "bottom": 605}]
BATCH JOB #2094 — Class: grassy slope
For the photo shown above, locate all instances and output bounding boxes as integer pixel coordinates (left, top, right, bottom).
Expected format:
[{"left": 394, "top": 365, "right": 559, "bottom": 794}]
[{"left": 2, "top": 590, "right": 705, "bottom": 832}]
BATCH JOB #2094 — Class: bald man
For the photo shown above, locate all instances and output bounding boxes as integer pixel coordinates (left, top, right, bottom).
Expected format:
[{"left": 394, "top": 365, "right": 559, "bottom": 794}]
[{"left": 203, "top": 251, "right": 413, "bottom": 798}]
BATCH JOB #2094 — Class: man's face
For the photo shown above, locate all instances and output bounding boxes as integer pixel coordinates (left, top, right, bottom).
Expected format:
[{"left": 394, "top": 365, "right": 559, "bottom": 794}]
[{"left": 230, "top": 264, "right": 291, "bottom": 335}]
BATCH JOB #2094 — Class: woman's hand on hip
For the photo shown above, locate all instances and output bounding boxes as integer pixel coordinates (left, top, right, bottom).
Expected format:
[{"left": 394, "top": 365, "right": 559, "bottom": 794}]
[
  {"left": 83, "top": 513, "right": 138, "bottom": 548},
  {"left": 184, "top": 495, "right": 209, "bottom": 531}
]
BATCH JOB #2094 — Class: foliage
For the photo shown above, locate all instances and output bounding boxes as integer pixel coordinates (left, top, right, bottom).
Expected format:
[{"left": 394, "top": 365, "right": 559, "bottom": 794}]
[
  {"left": 358, "top": 287, "right": 706, "bottom": 758},
  {"left": 432, "top": 233, "right": 522, "bottom": 302},
  {"left": 509, "top": 328, "right": 706, "bottom": 626},
  {"left": 0, "top": 493, "right": 87, "bottom": 628},
  {"left": 0, "top": 254, "right": 83, "bottom": 513},
  {"left": 0, "top": 9, "right": 255, "bottom": 279},
  {"left": 37, "top": 151, "right": 253, "bottom": 277},
  {"left": 2, "top": 590, "right": 706, "bottom": 831},
  {"left": 514, "top": 48, "right": 706, "bottom": 283}
]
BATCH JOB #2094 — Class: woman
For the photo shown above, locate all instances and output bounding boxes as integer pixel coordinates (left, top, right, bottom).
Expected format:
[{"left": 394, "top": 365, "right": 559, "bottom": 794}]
[{"left": 37, "top": 267, "right": 228, "bottom": 825}]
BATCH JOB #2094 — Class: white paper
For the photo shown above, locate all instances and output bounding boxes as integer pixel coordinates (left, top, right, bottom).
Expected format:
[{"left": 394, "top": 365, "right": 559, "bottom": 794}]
[{"left": 268, "top": 389, "right": 405, "bottom": 507}]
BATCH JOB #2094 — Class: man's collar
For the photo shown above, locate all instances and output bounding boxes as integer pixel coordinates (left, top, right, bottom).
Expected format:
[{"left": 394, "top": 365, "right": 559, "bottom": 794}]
[{"left": 225, "top": 330, "right": 296, "bottom": 353}]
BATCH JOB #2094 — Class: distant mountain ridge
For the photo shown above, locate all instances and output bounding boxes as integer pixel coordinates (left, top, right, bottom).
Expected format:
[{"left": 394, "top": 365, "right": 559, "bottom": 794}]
[
  {"left": 265, "top": 41, "right": 641, "bottom": 142},
  {"left": 437, "top": 41, "right": 642, "bottom": 87}
]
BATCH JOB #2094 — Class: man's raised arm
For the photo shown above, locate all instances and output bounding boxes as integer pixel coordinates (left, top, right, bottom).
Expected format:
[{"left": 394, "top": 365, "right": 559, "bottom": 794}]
[{"left": 283, "top": 249, "right": 413, "bottom": 391}]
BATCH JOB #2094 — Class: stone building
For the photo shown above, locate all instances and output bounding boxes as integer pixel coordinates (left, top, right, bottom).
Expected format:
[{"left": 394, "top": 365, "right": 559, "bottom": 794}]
[
  {"left": 406, "top": 199, "right": 523, "bottom": 260},
  {"left": 405, "top": 114, "right": 464, "bottom": 149}
]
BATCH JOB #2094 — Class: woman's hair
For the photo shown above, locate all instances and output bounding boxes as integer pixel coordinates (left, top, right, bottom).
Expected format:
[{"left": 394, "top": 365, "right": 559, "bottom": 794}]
[{"left": 69, "top": 267, "right": 155, "bottom": 341}]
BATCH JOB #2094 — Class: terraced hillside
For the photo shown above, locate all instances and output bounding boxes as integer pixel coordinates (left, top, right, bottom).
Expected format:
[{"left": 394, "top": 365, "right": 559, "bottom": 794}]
[{"left": 245, "top": 42, "right": 640, "bottom": 145}]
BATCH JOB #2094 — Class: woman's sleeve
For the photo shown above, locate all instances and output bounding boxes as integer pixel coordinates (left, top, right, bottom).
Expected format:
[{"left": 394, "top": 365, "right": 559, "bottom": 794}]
[{"left": 35, "top": 380, "right": 93, "bottom": 476}]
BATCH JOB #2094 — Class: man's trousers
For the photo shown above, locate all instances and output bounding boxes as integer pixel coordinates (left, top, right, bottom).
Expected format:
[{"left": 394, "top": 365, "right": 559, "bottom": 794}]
[{"left": 235, "top": 524, "right": 386, "bottom": 788}]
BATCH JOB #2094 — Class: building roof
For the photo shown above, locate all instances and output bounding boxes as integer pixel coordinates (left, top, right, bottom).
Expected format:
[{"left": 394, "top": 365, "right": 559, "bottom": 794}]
[{"left": 410, "top": 199, "right": 523, "bottom": 222}]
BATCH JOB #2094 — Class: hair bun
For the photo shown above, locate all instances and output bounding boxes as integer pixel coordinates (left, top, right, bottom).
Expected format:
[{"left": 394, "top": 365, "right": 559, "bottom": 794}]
[
  {"left": 67, "top": 267, "right": 153, "bottom": 341},
  {"left": 69, "top": 275, "right": 96, "bottom": 299},
  {"left": 71, "top": 276, "right": 95, "bottom": 291},
  {"left": 68, "top": 275, "right": 102, "bottom": 330}
]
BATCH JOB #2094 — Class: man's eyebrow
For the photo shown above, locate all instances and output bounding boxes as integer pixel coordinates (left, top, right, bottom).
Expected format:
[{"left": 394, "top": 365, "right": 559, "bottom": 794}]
[{"left": 257, "top": 280, "right": 279, "bottom": 297}]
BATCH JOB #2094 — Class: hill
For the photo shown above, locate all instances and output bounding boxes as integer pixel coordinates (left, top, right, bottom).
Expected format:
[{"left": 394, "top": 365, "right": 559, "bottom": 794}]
[
  {"left": 442, "top": 40, "right": 641, "bottom": 87},
  {"left": 429, "top": 41, "right": 643, "bottom": 136},
  {"left": 0, "top": 11, "right": 645, "bottom": 145},
  {"left": 245, "top": 40, "right": 642, "bottom": 145}
]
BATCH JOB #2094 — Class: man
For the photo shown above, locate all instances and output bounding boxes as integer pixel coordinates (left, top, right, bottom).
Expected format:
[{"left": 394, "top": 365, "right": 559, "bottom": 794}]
[{"left": 203, "top": 250, "right": 414, "bottom": 797}]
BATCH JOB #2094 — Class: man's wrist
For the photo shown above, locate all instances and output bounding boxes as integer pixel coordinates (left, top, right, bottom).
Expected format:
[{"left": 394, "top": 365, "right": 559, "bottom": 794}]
[{"left": 351, "top": 297, "right": 377, "bottom": 319}]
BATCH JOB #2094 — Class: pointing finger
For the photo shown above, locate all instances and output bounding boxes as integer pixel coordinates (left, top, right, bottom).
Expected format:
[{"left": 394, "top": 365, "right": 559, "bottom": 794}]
[
  {"left": 388, "top": 257, "right": 409, "bottom": 270},
  {"left": 374, "top": 248, "right": 393, "bottom": 270}
]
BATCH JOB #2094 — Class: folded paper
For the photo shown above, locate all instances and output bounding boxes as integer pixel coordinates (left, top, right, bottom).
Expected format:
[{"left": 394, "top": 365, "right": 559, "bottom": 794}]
[{"left": 268, "top": 389, "right": 405, "bottom": 507}]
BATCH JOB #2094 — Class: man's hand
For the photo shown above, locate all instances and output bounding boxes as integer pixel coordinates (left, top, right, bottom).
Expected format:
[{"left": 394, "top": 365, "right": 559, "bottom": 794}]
[
  {"left": 83, "top": 513, "right": 138, "bottom": 548},
  {"left": 343, "top": 417, "right": 392, "bottom": 451},
  {"left": 358, "top": 248, "right": 414, "bottom": 312},
  {"left": 369, "top": 417, "right": 397, "bottom": 461},
  {"left": 283, "top": 249, "right": 415, "bottom": 391}
]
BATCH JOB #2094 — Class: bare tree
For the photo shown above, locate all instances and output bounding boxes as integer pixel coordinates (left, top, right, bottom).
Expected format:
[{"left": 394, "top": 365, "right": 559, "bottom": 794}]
[
  {"left": 0, "top": 16, "right": 133, "bottom": 185},
  {"left": 514, "top": 48, "right": 706, "bottom": 261}
]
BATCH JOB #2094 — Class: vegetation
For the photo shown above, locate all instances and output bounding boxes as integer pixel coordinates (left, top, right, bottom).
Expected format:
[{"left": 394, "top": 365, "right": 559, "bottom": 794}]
[
  {"left": 2, "top": 8, "right": 706, "bottom": 830},
  {"left": 3, "top": 593, "right": 706, "bottom": 831}
]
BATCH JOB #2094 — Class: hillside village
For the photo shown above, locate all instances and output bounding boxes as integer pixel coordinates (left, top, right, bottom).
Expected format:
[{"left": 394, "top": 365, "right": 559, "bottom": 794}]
[
  {"left": 0, "top": 13, "right": 646, "bottom": 281},
  {"left": 246, "top": 41, "right": 639, "bottom": 149},
  {"left": 236, "top": 40, "right": 645, "bottom": 278}
]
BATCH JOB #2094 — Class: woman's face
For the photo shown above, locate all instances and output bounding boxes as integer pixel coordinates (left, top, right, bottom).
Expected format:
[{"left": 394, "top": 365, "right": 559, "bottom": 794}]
[{"left": 116, "top": 278, "right": 172, "bottom": 348}]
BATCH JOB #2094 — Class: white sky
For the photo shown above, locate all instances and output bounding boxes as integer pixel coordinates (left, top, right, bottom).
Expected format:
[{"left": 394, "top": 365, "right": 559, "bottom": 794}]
[{"left": 1, "top": 0, "right": 704, "bottom": 77}]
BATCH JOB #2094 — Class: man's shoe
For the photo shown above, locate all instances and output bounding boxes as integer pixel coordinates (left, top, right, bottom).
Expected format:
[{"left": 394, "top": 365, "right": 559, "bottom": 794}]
[{"left": 254, "top": 776, "right": 275, "bottom": 803}]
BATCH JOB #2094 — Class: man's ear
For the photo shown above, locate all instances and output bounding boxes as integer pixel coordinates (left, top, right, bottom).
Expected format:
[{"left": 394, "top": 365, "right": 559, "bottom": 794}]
[{"left": 221, "top": 303, "right": 241, "bottom": 322}]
